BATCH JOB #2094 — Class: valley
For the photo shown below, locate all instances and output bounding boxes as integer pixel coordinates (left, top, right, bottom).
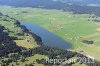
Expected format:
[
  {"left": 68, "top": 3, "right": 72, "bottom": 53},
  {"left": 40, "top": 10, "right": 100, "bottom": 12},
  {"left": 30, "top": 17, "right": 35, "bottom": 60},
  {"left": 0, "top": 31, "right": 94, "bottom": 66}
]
[
  {"left": 0, "top": 10, "right": 92, "bottom": 66},
  {"left": 0, "top": 0, "right": 100, "bottom": 66},
  {"left": 0, "top": 6, "right": 100, "bottom": 61}
]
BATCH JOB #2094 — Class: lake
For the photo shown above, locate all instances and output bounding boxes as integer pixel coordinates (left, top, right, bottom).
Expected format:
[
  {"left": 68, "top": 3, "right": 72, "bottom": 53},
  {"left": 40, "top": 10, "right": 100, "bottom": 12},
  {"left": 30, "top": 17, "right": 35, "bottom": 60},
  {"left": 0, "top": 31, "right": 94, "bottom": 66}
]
[{"left": 21, "top": 22, "right": 72, "bottom": 49}]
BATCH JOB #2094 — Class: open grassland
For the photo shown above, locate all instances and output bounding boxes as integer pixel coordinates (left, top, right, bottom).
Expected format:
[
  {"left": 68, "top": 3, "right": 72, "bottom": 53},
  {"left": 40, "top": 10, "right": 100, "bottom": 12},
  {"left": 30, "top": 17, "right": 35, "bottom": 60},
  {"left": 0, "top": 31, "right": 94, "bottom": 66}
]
[
  {"left": 15, "top": 40, "right": 37, "bottom": 48},
  {"left": 0, "top": 6, "right": 100, "bottom": 60},
  {"left": 9, "top": 54, "right": 47, "bottom": 66}
]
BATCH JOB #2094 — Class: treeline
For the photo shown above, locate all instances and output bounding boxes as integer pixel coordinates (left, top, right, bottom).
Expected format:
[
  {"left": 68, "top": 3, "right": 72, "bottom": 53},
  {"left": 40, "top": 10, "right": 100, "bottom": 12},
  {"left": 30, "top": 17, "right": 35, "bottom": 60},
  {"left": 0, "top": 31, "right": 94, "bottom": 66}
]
[
  {"left": 63, "top": 5, "right": 100, "bottom": 16},
  {"left": 0, "top": 0, "right": 100, "bottom": 17},
  {"left": 30, "top": 45, "right": 100, "bottom": 66}
]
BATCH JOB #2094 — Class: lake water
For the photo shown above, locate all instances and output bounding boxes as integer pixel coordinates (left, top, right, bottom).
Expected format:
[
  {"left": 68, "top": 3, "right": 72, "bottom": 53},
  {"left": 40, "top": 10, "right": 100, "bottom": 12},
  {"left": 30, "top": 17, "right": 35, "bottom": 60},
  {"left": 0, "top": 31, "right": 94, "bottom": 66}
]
[{"left": 21, "top": 22, "right": 72, "bottom": 49}]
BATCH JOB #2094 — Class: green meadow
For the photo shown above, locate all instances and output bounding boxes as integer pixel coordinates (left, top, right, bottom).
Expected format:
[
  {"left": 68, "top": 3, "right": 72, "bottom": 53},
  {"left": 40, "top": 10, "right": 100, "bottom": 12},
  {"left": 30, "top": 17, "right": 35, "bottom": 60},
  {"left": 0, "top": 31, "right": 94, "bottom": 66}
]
[{"left": 0, "top": 6, "right": 100, "bottom": 60}]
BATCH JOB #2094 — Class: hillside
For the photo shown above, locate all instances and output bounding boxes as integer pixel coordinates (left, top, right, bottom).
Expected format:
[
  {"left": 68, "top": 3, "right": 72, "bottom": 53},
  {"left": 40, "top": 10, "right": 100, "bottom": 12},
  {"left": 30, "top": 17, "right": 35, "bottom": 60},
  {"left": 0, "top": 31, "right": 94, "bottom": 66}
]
[
  {"left": 0, "top": 11, "right": 100, "bottom": 66},
  {"left": 0, "top": 6, "right": 100, "bottom": 60},
  {"left": 0, "top": 0, "right": 100, "bottom": 65}
]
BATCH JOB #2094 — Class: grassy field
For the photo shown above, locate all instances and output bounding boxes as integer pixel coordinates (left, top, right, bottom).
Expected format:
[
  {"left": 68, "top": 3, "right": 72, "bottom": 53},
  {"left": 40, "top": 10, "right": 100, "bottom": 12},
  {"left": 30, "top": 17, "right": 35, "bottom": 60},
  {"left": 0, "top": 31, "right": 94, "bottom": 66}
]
[
  {"left": 9, "top": 54, "right": 47, "bottom": 66},
  {"left": 15, "top": 40, "right": 37, "bottom": 48},
  {"left": 0, "top": 5, "right": 100, "bottom": 60}
]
